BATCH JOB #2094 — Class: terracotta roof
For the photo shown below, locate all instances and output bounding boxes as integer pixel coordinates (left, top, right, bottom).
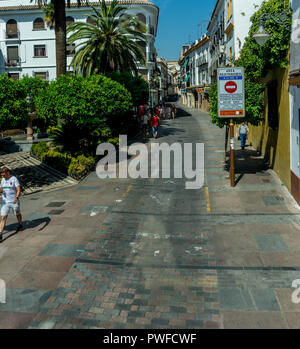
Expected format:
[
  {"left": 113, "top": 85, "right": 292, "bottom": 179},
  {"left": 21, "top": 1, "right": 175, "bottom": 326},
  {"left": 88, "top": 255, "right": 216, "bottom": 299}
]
[{"left": 0, "top": 0, "right": 158, "bottom": 11}]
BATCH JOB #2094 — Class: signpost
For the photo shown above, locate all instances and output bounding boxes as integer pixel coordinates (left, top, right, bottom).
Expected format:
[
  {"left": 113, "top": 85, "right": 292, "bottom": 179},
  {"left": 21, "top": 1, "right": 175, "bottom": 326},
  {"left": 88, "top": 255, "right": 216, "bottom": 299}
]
[{"left": 217, "top": 67, "right": 245, "bottom": 187}]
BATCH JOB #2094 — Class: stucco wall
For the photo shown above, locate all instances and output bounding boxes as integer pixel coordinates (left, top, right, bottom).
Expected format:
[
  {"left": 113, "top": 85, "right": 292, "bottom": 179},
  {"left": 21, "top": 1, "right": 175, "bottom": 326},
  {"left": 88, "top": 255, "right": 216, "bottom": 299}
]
[{"left": 248, "top": 68, "right": 291, "bottom": 191}]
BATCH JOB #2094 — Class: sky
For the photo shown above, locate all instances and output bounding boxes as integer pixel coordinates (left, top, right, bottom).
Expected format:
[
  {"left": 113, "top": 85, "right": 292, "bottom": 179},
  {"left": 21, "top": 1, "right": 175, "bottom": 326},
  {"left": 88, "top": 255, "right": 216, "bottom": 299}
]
[{"left": 152, "top": 0, "right": 216, "bottom": 61}]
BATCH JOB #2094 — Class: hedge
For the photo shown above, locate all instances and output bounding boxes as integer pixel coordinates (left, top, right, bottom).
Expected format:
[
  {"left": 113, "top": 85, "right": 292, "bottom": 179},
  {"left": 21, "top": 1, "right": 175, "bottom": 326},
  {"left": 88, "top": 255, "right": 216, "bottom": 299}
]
[{"left": 31, "top": 142, "right": 95, "bottom": 180}]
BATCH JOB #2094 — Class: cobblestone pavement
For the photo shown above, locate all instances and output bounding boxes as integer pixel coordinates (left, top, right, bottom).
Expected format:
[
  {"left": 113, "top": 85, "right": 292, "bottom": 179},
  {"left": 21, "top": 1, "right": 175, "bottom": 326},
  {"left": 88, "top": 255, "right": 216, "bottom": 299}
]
[
  {"left": 0, "top": 152, "right": 77, "bottom": 195},
  {"left": 1, "top": 104, "right": 300, "bottom": 329}
]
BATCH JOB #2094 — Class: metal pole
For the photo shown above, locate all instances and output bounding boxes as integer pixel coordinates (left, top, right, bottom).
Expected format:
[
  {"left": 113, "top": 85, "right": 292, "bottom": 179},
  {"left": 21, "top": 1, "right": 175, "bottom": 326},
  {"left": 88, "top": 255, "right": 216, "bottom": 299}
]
[{"left": 230, "top": 118, "right": 235, "bottom": 187}]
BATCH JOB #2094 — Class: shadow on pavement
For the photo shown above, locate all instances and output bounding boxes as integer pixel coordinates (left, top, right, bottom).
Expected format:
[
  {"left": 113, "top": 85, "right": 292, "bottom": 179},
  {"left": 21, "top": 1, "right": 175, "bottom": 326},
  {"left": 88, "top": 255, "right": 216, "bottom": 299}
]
[
  {"left": 224, "top": 147, "right": 270, "bottom": 185},
  {"left": 0, "top": 217, "right": 51, "bottom": 243}
]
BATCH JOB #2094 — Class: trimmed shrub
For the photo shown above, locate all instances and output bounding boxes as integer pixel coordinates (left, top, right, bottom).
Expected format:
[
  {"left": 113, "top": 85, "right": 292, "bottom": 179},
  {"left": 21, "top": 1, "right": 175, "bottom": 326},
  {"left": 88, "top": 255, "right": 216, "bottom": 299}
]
[
  {"left": 41, "top": 150, "right": 73, "bottom": 174},
  {"left": 31, "top": 142, "right": 50, "bottom": 160},
  {"left": 68, "top": 155, "right": 96, "bottom": 180}
]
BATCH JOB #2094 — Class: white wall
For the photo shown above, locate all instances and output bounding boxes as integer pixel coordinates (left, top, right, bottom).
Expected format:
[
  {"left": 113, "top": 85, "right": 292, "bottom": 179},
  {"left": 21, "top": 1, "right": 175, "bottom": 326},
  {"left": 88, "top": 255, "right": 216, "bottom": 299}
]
[{"left": 232, "top": 0, "right": 264, "bottom": 59}]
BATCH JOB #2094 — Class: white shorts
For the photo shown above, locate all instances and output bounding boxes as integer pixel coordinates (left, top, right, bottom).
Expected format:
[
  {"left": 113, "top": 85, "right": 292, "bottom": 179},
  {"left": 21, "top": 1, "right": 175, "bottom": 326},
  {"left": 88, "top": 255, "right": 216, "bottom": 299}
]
[{"left": 1, "top": 202, "right": 21, "bottom": 216}]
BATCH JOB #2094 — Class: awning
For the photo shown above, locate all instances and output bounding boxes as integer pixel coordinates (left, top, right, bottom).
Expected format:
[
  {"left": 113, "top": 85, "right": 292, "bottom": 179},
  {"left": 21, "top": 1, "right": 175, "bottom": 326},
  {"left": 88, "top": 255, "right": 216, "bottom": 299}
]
[{"left": 184, "top": 74, "right": 190, "bottom": 82}]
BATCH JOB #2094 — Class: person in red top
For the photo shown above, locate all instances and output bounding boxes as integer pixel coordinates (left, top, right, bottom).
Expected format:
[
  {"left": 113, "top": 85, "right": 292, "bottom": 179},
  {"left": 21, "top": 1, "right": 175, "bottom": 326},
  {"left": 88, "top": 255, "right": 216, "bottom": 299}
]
[{"left": 151, "top": 113, "right": 160, "bottom": 139}]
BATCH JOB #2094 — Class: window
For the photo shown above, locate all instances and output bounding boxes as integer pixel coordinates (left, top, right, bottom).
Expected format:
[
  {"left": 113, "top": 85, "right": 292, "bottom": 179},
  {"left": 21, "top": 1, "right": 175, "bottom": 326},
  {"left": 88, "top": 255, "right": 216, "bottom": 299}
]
[
  {"left": 137, "top": 13, "right": 146, "bottom": 24},
  {"left": 229, "top": 47, "right": 232, "bottom": 67},
  {"left": 6, "top": 19, "right": 18, "bottom": 38},
  {"left": 66, "top": 43, "right": 75, "bottom": 56},
  {"left": 8, "top": 73, "right": 19, "bottom": 81},
  {"left": 87, "top": 17, "right": 97, "bottom": 26},
  {"left": 34, "top": 45, "right": 46, "bottom": 57},
  {"left": 34, "top": 72, "right": 47, "bottom": 81},
  {"left": 7, "top": 46, "right": 19, "bottom": 64},
  {"left": 230, "top": 0, "right": 233, "bottom": 18},
  {"left": 66, "top": 16, "right": 74, "bottom": 28},
  {"left": 137, "top": 41, "right": 147, "bottom": 59},
  {"left": 33, "top": 18, "right": 45, "bottom": 30},
  {"left": 267, "top": 81, "right": 278, "bottom": 130}
]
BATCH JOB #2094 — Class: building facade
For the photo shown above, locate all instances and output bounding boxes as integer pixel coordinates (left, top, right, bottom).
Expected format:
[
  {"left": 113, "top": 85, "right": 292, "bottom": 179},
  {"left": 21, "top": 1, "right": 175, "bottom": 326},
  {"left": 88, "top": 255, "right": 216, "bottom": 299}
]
[
  {"left": 156, "top": 57, "right": 168, "bottom": 103},
  {"left": 179, "top": 35, "right": 211, "bottom": 111},
  {"left": 289, "top": 0, "right": 300, "bottom": 204},
  {"left": 0, "top": 0, "right": 159, "bottom": 83}
]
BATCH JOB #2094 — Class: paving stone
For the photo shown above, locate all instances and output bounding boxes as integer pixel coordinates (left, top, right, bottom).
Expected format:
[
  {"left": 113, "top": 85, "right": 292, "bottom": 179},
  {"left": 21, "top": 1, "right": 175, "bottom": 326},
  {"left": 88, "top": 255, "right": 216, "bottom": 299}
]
[
  {"left": 250, "top": 289, "right": 280, "bottom": 311},
  {"left": 222, "top": 310, "right": 287, "bottom": 329},
  {"left": 39, "top": 243, "right": 86, "bottom": 258},
  {"left": 219, "top": 288, "right": 255, "bottom": 310},
  {"left": 254, "top": 234, "right": 289, "bottom": 252}
]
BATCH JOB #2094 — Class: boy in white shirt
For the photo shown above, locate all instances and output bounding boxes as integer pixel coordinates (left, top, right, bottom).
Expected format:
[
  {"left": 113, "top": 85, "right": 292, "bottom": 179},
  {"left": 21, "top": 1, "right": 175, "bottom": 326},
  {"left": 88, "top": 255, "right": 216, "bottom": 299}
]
[{"left": 0, "top": 167, "right": 23, "bottom": 241}]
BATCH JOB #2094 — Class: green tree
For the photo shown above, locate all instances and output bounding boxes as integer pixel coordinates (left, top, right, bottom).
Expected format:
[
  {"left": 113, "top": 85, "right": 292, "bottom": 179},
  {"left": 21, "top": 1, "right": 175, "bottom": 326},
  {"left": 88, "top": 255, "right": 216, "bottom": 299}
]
[
  {"left": 106, "top": 72, "right": 149, "bottom": 106},
  {"left": 67, "top": 0, "right": 147, "bottom": 76},
  {"left": 0, "top": 75, "right": 28, "bottom": 131},
  {"left": 35, "top": 74, "right": 132, "bottom": 153}
]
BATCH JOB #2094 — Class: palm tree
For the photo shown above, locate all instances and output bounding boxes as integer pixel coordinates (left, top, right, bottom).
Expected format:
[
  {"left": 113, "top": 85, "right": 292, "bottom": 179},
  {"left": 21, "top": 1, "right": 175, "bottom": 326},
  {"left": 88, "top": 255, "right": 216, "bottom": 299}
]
[
  {"left": 32, "top": 0, "right": 87, "bottom": 78},
  {"left": 67, "top": 0, "right": 148, "bottom": 76}
]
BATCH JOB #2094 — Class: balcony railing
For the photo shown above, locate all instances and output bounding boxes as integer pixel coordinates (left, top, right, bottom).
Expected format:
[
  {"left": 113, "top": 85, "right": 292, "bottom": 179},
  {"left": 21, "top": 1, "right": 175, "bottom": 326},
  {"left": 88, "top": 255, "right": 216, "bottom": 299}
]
[
  {"left": 6, "top": 30, "right": 20, "bottom": 40},
  {"left": 5, "top": 58, "right": 21, "bottom": 67},
  {"left": 148, "top": 54, "right": 156, "bottom": 63},
  {"left": 148, "top": 26, "right": 155, "bottom": 35}
]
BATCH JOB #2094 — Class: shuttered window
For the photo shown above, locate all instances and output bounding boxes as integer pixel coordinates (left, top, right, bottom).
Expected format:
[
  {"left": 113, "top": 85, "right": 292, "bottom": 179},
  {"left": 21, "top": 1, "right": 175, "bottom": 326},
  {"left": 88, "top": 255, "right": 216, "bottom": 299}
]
[
  {"left": 7, "top": 46, "right": 19, "bottom": 61},
  {"left": 33, "top": 18, "right": 45, "bottom": 30},
  {"left": 137, "top": 13, "right": 146, "bottom": 24},
  {"left": 66, "top": 43, "right": 75, "bottom": 56},
  {"left": 8, "top": 73, "right": 19, "bottom": 81},
  {"left": 34, "top": 72, "right": 47, "bottom": 81},
  {"left": 87, "top": 17, "right": 97, "bottom": 26},
  {"left": 6, "top": 19, "right": 18, "bottom": 38}
]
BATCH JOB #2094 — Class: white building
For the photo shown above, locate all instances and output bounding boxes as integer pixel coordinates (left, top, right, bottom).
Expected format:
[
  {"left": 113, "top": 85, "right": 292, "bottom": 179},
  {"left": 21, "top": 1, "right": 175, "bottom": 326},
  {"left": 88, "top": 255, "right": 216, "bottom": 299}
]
[
  {"left": 289, "top": 0, "right": 300, "bottom": 205},
  {"left": 207, "top": 0, "right": 264, "bottom": 82},
  {"left": 224, "top": 0, "right": 264, "bottom": 66},
  {"left": 178, "top": 35, "right": 211, "bottom": 110},
  {"left": 156, "top": 57, "right": 168, "bottom": 103},
  {"left": 0, "top": 0, "right": 159, "bottom": 81}
]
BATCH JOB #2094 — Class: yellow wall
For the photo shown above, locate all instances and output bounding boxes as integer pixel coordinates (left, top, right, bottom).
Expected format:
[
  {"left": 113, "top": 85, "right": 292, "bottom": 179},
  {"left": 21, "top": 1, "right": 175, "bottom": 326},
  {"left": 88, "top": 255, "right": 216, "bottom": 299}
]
[{"left": 248, "top": 68, "right": 291, "bottom": 191}]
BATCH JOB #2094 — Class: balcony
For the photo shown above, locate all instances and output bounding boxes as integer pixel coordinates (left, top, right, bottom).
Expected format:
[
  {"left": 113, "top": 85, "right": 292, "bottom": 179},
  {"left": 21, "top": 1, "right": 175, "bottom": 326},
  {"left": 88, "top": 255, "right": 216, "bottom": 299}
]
[
  {"left": 148, "top": 53, "right": 156, "bottom": 63},
  {"left": 148, "top": 25, "right": 155, "bottom": 35},
  {"left": 5, "top": 30, "right": 20, "bottom": 42},
  {"left": 5, "top": 58, "right": 21, "bottom": 69}
]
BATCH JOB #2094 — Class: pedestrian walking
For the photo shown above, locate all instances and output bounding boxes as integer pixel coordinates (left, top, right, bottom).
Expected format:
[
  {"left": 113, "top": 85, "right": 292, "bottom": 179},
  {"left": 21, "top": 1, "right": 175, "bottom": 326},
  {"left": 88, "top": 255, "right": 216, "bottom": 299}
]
[
  {"left": 142, "top": 112, "right": 149, "bottom": 140},
  {"left": 0, "top": 167, "right": 23, "bottom": 241},
  {"left": 238, "top": 122, "right": 249, "bottom": 150},
  {"left": 165, "top": 105, "right": 171, "bottom": 119},
  {"left": 171, "top": 104, "right": 177, "bottom": 120},
  {"left": 151, "top": 113, "right": 160, "bottom": 139}
]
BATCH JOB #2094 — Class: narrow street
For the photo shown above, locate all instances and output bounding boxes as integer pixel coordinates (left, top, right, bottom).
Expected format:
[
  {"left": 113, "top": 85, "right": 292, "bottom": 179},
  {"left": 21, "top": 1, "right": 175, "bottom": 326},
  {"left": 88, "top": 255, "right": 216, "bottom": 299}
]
[{"left": 1, "top": 102, "right": 300, "bottom": 329}]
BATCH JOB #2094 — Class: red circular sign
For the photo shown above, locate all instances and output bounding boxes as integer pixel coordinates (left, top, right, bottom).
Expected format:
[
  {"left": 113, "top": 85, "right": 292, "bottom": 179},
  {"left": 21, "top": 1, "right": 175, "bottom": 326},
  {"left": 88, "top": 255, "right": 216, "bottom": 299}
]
[{"left": 225, "top": 81, "right": 237, "bottom": 93}]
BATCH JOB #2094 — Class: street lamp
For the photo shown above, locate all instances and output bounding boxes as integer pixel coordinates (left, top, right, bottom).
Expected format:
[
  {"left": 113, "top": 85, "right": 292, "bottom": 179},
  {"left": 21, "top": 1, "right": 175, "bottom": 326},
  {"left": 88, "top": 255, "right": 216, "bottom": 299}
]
[
  {"left": 253, "top": 12, "right": 290, "bottom": 46},
  {"left": 253, "top": 18, "right": 270, "bottom": 46}
]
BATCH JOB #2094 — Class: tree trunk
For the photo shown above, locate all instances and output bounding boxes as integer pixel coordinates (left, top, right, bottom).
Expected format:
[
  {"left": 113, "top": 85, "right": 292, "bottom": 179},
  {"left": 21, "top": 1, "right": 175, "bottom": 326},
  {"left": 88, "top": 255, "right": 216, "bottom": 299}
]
[
  {"left": 54, "top": 0, "right": 67, "bottom": 78},
  {"left": 224, "top": 124, "right": 229, "bottom": 163}
]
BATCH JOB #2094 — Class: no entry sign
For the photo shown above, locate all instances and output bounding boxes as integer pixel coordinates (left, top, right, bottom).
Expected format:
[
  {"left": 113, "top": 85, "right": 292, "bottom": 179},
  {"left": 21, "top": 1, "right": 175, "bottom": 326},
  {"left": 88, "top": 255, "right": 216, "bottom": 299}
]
[
  {"left": 218, "top": 67, "right": 245, "bottom": 118},
  {"left": 225, "top": 81, "right": 237, "bottom": 93}
]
